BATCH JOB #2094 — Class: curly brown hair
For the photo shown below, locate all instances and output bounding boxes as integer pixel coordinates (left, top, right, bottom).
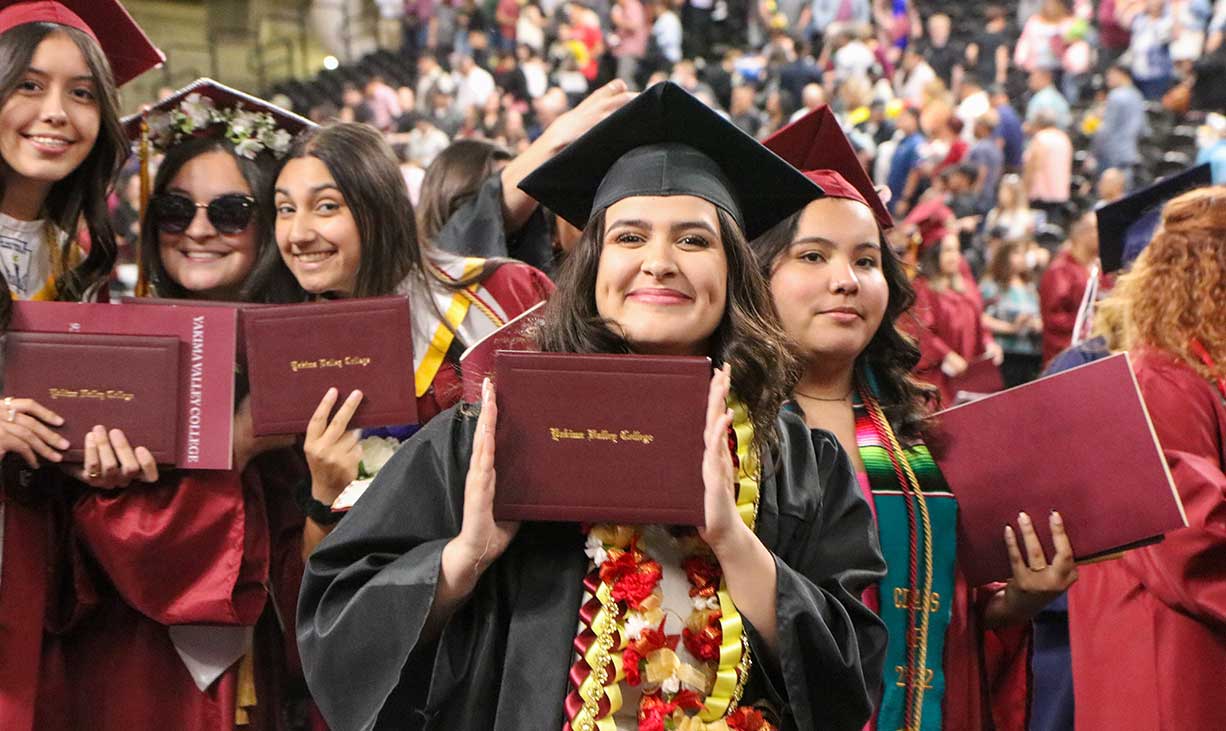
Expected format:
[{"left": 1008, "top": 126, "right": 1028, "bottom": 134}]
[{"left": 1112, "top": 185, "right": 1226, "bottom": 383}]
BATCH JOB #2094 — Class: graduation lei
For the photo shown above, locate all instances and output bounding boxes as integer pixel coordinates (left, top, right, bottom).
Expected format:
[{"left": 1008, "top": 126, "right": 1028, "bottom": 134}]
[{"left": 564, "top": 399, "right": 775, "bottom": 731}]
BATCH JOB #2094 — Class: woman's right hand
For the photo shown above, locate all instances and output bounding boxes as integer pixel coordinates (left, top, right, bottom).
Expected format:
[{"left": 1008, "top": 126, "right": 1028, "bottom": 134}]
[
  {"left": 0, "top": 397, "right": 69, "bottom": 468},
  {"left": 304, "top": 388, "right": 364, "bottom": 508},
  {"left": 443, "top": 378, "right": 520, "bottom": 591},
  {"left": 941, "top": 350, "right": 969, "bottom": 377}
]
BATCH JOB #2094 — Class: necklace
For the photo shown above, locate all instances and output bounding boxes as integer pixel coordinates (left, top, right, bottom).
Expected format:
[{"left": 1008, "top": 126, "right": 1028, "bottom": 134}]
[{"left": 793, "top": 387, "right": 853, "bottom": 403}]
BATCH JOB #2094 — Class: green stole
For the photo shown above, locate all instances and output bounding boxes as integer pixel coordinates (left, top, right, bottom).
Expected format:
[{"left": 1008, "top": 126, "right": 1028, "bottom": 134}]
[{"left": 854, "top": 368, "right": 958, "bottom": 731}]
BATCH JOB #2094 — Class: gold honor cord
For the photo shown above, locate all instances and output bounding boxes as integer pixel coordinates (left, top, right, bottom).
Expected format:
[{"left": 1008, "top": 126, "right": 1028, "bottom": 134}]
[{"left": 864, "top": 392, "right": 936, "bottom": 731}]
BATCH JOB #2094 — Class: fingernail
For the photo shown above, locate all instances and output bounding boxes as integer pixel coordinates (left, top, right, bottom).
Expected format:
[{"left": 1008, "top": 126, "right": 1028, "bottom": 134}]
[
  {"left": 1051, "top": 511, "right": 1063, "bottom": 524},
  {"left": 1018, "top": 511, "right": 1030, "bottom": 523},
  {"left": 52, "top": 416, "right": 64, "bottom": 426},
  {"left": 59, "top": 439, "right": 70, "bottom": 449},
  {"left": 351, "top": 389, "right": 362, "bottom": 399}
]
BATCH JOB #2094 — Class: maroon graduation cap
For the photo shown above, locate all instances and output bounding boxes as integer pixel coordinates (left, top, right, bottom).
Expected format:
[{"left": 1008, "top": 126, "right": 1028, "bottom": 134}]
[
  {"left": 0, "top": 0, "right": 164, "bottom": 86},
  {"left": 763, "top": 105, "right": 894, "bottom": 231},
  {"left": 122, "top": 77, "right": 314, "bottom": 146}
]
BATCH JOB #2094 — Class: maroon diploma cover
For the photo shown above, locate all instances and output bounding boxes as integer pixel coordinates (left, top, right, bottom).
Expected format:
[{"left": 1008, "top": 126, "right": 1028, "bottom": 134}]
[
  {"left": 3, "top": 332, "right": 181, "bottom": 463},
  {"left": 926, "top": 352, "right": 1188, "bottom": 585},
  {"left": 10, "top": 300, "right": 238, "bottom": 469},
  {"left": 492, "top": 351, "right": 711, "bottom": 525},
  {"left": 459, "top": 301, "right": 544, "bottom": 403},
  {"left": 243, "top": 296, "right": 417, "bottom": 436}
]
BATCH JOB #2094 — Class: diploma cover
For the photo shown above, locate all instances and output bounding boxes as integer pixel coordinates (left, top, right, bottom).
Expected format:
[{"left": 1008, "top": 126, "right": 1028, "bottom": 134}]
[
  {"left": 492, "top": 351, "right": 710, "bottom": 525},
  {"left": 10, "top": 300, "right": 237, "bottom": 469},
  {"left": 243, "top": 296, "right": 417, "bottom": 435},
  {"left": 458, "top": 301, "right": 544, "bottom": 403},
  {"left": 926, "top": 352, "right": 1188, "bottom": 585},
  {"left": 3, "top": 332, "right": 181, "bottom": 463}
]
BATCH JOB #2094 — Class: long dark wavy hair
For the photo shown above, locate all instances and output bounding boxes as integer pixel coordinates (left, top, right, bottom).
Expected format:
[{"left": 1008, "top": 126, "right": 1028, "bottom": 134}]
[
  {"left": 751, "top": 208, "right": 936, "bottom": 442},
  {"left": 249, "top": 122, "right": 499, "bottom": 302},
  {"left": 139, "top": 136, "right": 279, "bottom": 301},
  {"left": 0, "top": 23, "right": 127, "bottom": 304},
  {"left": 415, "top": 138, "right": 513, "bottom": 246},
  {"left": 536, "top": 206, "right": 799, "bottom": 459}
]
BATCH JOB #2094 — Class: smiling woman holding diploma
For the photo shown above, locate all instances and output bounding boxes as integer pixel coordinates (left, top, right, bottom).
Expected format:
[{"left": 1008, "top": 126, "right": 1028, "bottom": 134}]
[
  {"left": 0, "top": 2, "right": 163, "bottom": 729},
  {"left": 297, "top": 83, "right": 887, "bottom": 731}
]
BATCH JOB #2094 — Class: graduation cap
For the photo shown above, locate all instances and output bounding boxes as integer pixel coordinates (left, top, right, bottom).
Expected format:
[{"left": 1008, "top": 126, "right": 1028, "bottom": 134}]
[
  {"left": 518, "top": 82, "right": 824, "bottom": 241},
  {"left": 122, "top": 77, "right": 313, "bottom": 153},
  {"left": 763, "top": 105, "right": 894, "bottom": 230},
  {"left": 1097, "top": 163, "right": 1212, "bottom": 273},
  {"left": 904, "top": 196, "right": 954, "bottom": 251},
  {"left": 0, "top": 0, "right": 163, "bottom": 86}
]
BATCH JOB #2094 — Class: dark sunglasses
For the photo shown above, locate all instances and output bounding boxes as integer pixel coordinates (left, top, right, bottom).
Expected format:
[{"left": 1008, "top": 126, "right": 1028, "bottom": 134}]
[{"left": 150, "top": 193, "right": 256, "bottom": 235}]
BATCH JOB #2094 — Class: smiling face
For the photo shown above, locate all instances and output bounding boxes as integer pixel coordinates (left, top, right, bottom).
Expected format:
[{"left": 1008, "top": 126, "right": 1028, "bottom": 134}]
[
  {"left": 768, "top": 197, "right": 888, "bottom": 364},
  {"left": 274, "top": 155, "right": 362, "bottom": 296},
  {"left": 0, "top": 32, "right": 100, "bottom": 206},
  {"left": 594, "top": 195, "right": 728, "bottom": 356},
  {"left": 157, "top": 150, "right": 259, "bottom": 299}
]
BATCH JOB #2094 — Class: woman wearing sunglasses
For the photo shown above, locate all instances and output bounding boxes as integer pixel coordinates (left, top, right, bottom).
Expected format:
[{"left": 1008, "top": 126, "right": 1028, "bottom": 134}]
[
  {"left": 64, "top": 80, "right": 327, "bottom": 730},
  {"left": 263, "top": 120, "right": 556, "bottom": 556},
  {"left": 297, "top": 83, "right": 886, "bottom": 731}
]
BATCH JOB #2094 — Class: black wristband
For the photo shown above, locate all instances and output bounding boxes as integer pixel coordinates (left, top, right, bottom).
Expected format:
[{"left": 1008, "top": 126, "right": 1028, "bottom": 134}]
[{"left": 295, "top": 476, "right": 343, "bottom": 526}]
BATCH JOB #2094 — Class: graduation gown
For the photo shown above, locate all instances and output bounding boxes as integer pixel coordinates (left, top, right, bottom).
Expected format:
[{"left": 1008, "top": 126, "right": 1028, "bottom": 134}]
[
  {"left": 1067, "top": 347, "right": 1226, "bottom": 730},
  {"left": 431, "top": 175, "right": 556, "bottom": 275},
  {"left": 298, "top": 406, "right": 888, "bottom": 731},
  {"left": 1037, "top": 251, "right": 1091, "bottom": 366},
  {"left": 906, "top": 279, "right": 992, "bottom": 407},
  {"left": 34, "top": 450, "right": 312, "bottom": 731}
]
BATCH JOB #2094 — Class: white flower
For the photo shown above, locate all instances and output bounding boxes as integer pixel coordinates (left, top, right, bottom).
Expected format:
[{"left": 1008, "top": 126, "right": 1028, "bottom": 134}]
[
  {"left": 661, "top": 675, "right": 680, "bottom": 695},
  {"left": 234, "top": 137, "right": 264, "bottom": 159},
  {"left": 180, "top": 93, "right": 214, "bottom": 128},
  {"left": 357, "top": 436, "right": 400, "bottom": 478},
  {"left": 266, "top": 128, "right": 293, "bottom": 157},
  {"left": 146, "top": 112, "right": 175, "bottom": 141},
  {"left": 229, "top": 113, "right": 253, "bottom": 136},
  {"left": 584, "top": 533, "right": 608, "bottom": 566},
  {"left": 623, "top": 612, "right": 653, "bottom": 641},
  {"left": 691, "top": 594, "right": 719, "bottom": 611}
]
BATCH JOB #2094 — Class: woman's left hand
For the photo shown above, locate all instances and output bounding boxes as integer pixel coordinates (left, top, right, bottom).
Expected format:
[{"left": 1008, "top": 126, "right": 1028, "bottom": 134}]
[
  {"left": 697, "top": 363, "right": 748, "bottom": 553},
  {"left": 66, "top": 426, "right": 159, "bottom": 489},
  {"left": 995, "top": 510, "right": 1078, "bottom": 624}
]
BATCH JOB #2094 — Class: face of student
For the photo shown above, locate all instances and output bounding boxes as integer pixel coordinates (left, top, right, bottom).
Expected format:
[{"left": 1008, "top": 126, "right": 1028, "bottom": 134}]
[
  {"left": 0, "top": 33, "right": 100, "bottom": 195},
  {"left": 158, "top": 150, "right": 259, "bottom": 298},
  {"left": 595, "top": 195, "right": 728, "bottom": 356},
  {"left": 274, "top": 155, "right": 362, "bottom": 296},
  {"left": 939, "top": 235, "right": 962, "bottom": 276},
  {"left": 769, "top": 198, "right": 888, "bottom": 364}
]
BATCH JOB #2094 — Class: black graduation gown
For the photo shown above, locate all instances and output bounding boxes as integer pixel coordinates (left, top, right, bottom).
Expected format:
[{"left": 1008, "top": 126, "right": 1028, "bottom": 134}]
[
  {"left": 298, "top": 405, "right": 887, "bottom": 731},
  {"left": 432, "top": 175, "right": 556, "bottom": 276}
]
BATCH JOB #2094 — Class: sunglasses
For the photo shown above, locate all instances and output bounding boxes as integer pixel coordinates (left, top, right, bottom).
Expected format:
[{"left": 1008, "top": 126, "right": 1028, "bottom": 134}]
[{"left": 150, "top": 193, "right": 257, "bottom": 235}]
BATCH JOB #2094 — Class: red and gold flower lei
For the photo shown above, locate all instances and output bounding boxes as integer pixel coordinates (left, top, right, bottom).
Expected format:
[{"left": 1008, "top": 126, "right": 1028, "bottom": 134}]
[{"left": 564, "top": 400, "right": 775, "bottom": 731}]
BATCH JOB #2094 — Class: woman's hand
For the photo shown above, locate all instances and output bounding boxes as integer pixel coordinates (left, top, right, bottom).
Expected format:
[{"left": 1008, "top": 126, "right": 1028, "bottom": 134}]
[
  {"left": 442, "top": 379, "right": 520, "bottom": 592},
  {"left": 233, "top": 396, "right": 296, "bottom": 472},
  {"left": 304, "top": 388, "right": 364, "bottom": 507},
  {"left": 698, "top": 364, "right": 752, "bottom": 553},
  {"left": 941, "top": 350, "right": 969, "bottom": 377},
  {"left": 0, "top": 397, "right": 68, "bottom": 468},
  {"left": 986, "top": 510, "right": 1078, "bottom": 627},
  {"left": 70, "top": 426, "right": 159, "bottom": 489},
  {"left": 984, "top": 339, "right": 1005, "bottom": 366}
]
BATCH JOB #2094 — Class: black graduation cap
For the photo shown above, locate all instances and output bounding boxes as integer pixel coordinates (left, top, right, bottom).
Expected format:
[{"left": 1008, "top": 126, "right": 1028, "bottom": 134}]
[
  {"left": 518, "top": 82, "right": 824, "bottom": 240},
  {"left": 1097, "top": 163, "right": 1212, "bottom": 273}
]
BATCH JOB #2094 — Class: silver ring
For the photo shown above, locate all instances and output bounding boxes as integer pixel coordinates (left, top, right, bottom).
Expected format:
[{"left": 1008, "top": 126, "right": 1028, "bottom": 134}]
[
  {"left": 4, "top": 396, "right": 13, "bottom": 422},
  {"left": 1028, "top": 565, "right": 1047, "bottom": 573}
]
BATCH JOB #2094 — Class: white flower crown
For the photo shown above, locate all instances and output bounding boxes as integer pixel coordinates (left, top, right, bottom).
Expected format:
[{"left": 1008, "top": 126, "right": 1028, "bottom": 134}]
[{"left": 145, "top": 93, "right": 295, "bottom": 160}]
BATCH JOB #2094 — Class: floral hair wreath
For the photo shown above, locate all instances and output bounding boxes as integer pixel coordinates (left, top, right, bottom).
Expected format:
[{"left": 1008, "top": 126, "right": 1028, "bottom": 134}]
[{"left": 144, "top": 93, "right": 295, "bottom": 160}]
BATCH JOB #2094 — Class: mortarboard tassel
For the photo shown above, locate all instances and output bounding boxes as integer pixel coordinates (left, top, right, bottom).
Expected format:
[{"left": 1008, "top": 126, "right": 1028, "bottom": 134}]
[{"left": 135, "top": 117, "right": 151, "bottom": 297}]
